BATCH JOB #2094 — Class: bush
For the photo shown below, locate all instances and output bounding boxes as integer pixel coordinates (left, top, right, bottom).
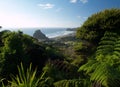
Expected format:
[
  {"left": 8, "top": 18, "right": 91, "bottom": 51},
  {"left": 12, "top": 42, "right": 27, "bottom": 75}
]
[{"left": 77, "top": 8, "right": 120, "bottom": 44}]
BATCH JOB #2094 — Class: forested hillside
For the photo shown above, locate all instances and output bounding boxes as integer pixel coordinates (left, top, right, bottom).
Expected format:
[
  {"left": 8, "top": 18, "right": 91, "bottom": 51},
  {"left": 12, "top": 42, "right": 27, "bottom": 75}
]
[{"left": 0, "top": 8, "right": 120, "bottom": 87}]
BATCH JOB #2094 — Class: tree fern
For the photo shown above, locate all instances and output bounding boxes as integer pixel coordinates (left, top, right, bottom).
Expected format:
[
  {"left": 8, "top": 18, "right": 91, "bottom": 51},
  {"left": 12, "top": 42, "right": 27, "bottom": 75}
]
[
  {"left": 90, "top": 62, "right": 120, "bottom": 87},
  {"left": 79, "top": 31, "right": 120, "bottom": 87},
  {"left": 54, "top": 79, "right": 91, "bottom": 87},
  {"left": 78, "top": 59, "right": 98, "bottom": 74},
  {"left": 93, "top": 32, "right": 120, "bottom": 87},
  {"left": 96, "top": 31, "right": 118, "bottom": 57},
  {"left": 43, "top": 60, "right": 79, "bottom": 80},
  {"left": 113, "top": 37, "right": 120, "bottom": 60}
]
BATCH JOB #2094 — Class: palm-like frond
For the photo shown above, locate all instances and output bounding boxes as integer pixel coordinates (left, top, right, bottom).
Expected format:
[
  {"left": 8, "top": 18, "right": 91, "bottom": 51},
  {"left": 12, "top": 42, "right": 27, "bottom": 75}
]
[{"left": 9, "top": 63, "right": 40, "bottom": 87}]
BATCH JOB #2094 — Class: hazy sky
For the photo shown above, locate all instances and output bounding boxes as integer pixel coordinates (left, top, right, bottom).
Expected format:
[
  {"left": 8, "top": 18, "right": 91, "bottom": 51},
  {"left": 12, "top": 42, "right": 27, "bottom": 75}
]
[{"left": 0, "top": 0, "right": 120, "bottom": 28}]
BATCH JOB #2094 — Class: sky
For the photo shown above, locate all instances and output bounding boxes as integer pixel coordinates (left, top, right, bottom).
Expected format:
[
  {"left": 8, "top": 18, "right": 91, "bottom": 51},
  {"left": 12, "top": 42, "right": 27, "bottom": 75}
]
[{"left": 0, "top": 0, "right": 120, "bottom": 28}]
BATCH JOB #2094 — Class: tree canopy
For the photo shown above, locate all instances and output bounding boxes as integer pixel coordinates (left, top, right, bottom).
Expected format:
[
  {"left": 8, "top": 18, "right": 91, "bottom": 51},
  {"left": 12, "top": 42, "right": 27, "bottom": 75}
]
[
  {"left": 0, "top": 31, "right": 63, "bottom": 79},
  {"left": 77, "top": 8, "right": 120, "bottom": 87},
  {"left": 77, "top": 8, "right": 120, "bottom": 44}
]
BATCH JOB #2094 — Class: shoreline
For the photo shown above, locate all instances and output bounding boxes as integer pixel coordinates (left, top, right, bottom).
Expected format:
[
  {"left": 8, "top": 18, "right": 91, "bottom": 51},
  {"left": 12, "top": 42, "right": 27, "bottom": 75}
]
[{"left": 49, "top": 31, "right": 76, "bottom": 42}]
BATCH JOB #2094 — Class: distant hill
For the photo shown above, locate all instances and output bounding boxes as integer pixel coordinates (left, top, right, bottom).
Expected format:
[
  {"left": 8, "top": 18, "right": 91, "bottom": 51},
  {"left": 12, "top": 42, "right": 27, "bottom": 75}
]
[{"left": 66, "top": 28, "right": 77, "bottom": 31}]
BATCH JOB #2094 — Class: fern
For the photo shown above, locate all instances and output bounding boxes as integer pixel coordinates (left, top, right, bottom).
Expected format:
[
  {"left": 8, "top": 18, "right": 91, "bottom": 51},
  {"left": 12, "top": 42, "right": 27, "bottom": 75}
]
[
  {"left": 91, "top": 62, "right": 120, "bottom": 87},
  {"left": 96, "top": 31, "right": 118, "bottom": 57},
  {"left": 113, "top": 37, "right": 120, "bottom": 58},
  {"left": 78, "top": 59, "right": 98, "bottom": 74},
  {"left": 79, "top": 31, "right": 120, "bottom": 87},
  {"left": 54, "top": 79, "right": 91, "bottom": 87},
  {"left": 45, "top": 60, "right": 79, "bottom": 79}
]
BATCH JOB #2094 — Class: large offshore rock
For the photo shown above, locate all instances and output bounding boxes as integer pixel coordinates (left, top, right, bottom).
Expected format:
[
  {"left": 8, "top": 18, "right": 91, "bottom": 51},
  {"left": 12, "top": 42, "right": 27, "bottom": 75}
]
[{"left": 33, "top": 30, "right": 48, "bottom": 41}]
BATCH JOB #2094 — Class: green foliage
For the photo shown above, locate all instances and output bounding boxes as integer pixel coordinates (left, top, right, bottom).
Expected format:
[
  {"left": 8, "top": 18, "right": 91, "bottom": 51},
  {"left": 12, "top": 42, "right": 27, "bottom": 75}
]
[
  {"left": 0, "top": 31, "right": 35, "bottom": 77},
  {"left": 45, "top": 46, "right": 64, "bottom": 60},
  {"left": 74, "top": 42, "right": 88, "bottom": 53},
  {"left": 9, "top": 63, "right": 40, "bottom": 87},
  {"left": 77, "top": 8, "right": 120, "bottom": 43},
  {"left": 1, "top": 8, "right": 120, "bottom": 87},
  {"left": 74, "top": 41, "right": 96, "bottom": 66},
  {"left": 38, "top": 77, "right": 54, "bottom": 87},
  {"left": 0, "top": 32, "right": 24, "bottom": 77},
  {"left": 1, "top": 63, "right": 55, "bottom": 87},
  {"left": 71, "top": 55, "right": 85, "bottom": 66},
  {"left": 79, "top": 31, "right": 120, "bottom": 87},
  {"left": 74, "top": 41, "right": 95, "bottom": 55},
  {"left": 77, "top": 9, "right": 120, "bottom": 86},
  {"left": 0, "top": 30, "right": 10, "bottom": 46},
  {"left": 0, "top": 30, "right": 65, "bottom": 80},
  {"left": 54, "top": 79, "right": 91, "bottom": 87},
  {"left": 80, "top": 60, "right": 120, "bottom": 87},
  {"left": 96, "top": 31, "right": 120, "bottom": 63},
  {"left": 91, "top": 62, "right": 120, "bottom": 87},
  {"left": 42, "top": 60, "right": 79, "bottom": 81},
  {"left": 42, "top": 61, "right": 65, "bottom": 80},
  {"left": 0, "top": 78, "right": 6, "bottom": 87},
  {"left": 78, "top": 59, "right": 98, "bottom": 74}
]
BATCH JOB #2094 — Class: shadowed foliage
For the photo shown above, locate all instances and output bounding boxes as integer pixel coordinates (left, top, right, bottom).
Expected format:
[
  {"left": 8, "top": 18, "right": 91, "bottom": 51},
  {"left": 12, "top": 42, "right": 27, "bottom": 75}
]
[
  {"left": 77, "top": 8, "right": 120, "bottom": 44},
  {"left": 79, "top": 31, "right": 120, "bottom": 87}
]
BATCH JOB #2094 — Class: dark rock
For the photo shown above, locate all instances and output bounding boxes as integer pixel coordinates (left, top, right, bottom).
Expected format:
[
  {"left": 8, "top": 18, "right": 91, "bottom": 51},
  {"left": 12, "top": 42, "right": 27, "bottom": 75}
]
[
  {"left": 0, "top": 26, "right": 2, "bottom": 28},
  {"left": 33, "top": 30, "right": 49, "bottom": 41}
]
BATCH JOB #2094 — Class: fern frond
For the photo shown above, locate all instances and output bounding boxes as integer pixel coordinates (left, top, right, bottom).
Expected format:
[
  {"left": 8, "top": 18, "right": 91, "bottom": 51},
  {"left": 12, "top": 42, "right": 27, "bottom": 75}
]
[
  {"left": 79, "top": 31, "right": 120, "bottom": 87},
  {"left": 91, "top": 62, "right": 120, "bottom": 87},
  {"left": 96, "top": 31, "right": 120, "bottom": 61},
  {"left": 54, "top": 79, "right": 91, "bottom": 87},
  {"left": 78, "top": 59, "right": 98, "bottom": 74}
]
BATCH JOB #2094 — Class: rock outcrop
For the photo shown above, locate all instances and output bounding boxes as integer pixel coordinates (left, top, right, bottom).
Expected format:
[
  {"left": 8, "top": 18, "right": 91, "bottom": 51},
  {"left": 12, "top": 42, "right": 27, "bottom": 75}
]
[
  {"left": 0, "top": 26, "right": 2, "bottom": 28},
  {"left": 33, "top": 30, "right": 48, "bottom": 41}
]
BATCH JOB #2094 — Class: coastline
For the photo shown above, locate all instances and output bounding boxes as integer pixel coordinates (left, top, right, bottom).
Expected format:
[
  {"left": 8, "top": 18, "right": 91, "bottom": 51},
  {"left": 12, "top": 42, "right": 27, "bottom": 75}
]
[
  {"left": 49, "top": 31, "right": 76, "bottom": 42},
  {"left": 51, "top": 32, "right": 76, "bottom": 40}
]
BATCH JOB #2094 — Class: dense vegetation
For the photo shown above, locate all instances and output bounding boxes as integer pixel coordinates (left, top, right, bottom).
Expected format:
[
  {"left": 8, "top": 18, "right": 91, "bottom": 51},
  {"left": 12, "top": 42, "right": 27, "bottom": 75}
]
[
  {"left": 77, "top": 8, "right": 120, "bottom": 44},
  {"left": 0, "top": 8, "right": 120, "bottom": 87}
]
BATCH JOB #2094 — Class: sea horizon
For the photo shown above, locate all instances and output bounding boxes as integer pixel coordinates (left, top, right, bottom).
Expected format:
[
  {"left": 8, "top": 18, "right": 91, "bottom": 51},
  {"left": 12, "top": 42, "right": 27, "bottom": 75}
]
[{"left": 0, "top": 27, "right": 75, "bottom": 38}]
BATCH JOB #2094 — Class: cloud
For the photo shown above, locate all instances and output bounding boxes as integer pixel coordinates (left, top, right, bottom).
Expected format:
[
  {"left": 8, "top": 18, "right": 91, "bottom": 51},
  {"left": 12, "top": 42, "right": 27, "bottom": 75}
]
[
  {"left": 77, "top": 16, "right": 81, "bottom": 19},
  {"left": 56, "top": 8, "right": 63, "bottom": 12},
  {"left": 80, "top": 0, "right": 88, "bottom": 4},
  {"left": 77, "top": 16, "right": 88, "bottom": 20},
  {"left": 38, "top": 3, "right": 54, "bottom": 9},
  {"left": 70, "top": 0, "right": 77, "bottom": 3},
  {"left": 0, "top": 13, "right": 40, "bottom": 28},
  {"left": 83, "top": 16, "right": 88, "bottom": 19}
]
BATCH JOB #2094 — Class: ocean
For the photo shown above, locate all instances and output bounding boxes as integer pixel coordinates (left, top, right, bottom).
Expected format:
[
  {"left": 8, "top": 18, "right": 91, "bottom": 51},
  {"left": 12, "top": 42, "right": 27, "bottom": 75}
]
[{"left": 0, "top": 28, "right": 74, "bottom": 38}]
